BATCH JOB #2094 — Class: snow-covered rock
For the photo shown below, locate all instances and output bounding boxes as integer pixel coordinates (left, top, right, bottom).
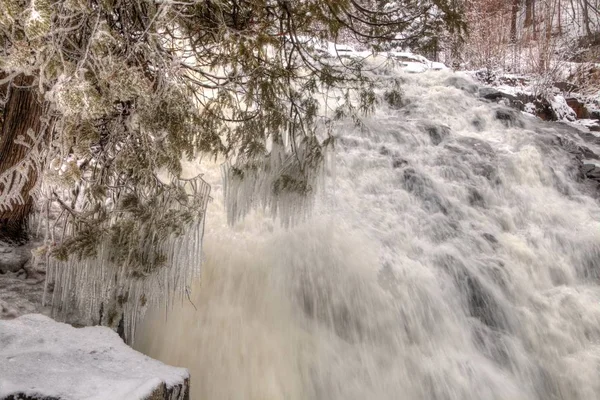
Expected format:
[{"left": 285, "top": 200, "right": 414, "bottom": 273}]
[
  {"left": 0, "top": 241, "right": 31, "bottom": 274},
  {"left": 551, "top": 95, "right": 577, "bottom": 122},
  {"left": 0, "top": 314, "right": 189, "bottom": 400},
  {"left": 387, "top": 51, "right": 449, "bottom": 72}
]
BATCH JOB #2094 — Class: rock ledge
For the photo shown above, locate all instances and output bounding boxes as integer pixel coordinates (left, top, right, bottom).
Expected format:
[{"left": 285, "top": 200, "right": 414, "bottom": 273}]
[{"left": 0, "top": 314, "right": 189, "bottom": 400}]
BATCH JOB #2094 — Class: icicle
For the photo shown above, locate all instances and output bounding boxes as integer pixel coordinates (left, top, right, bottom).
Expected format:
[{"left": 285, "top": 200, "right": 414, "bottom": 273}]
[
  {"left": 35, "top": 174, "right": 211, "bottom": 344},
  {"left": 222, "top": 138, "right": 325, "bottom": 226}
]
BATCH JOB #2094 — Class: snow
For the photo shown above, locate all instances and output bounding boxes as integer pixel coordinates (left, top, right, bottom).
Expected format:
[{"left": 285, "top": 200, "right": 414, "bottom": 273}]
[
  {"left": 430, "top": 62, "right": 449, "bottom": 71},
  {"left": 387, "top": 51, "right": 429, "bottom": 64},
  {"left": 551, "top": 95, "right": 577, "bottom": 122},
  {"left": 387, "top": 51, "right": 449, "bottom": 71},
  {"left": 524, "top": 102, "right": 536, "bottom": 114},
  {"left": 402, "top": 62, "right": 429, "bottom": 73},
  {"left": 0, "top": 314, "right": 189, "bottom": 400},
  {"left": 283, "top": 36, "right": 449, "bottom": 71}
]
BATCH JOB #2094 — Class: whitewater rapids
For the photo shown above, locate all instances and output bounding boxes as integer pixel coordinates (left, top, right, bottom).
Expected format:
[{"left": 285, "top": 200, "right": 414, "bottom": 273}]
[{"left": 135, "top": 69, "right": 600, "bottom": 400}]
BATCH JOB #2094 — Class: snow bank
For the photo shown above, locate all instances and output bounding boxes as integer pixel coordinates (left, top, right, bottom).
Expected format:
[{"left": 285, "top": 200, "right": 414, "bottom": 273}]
[
  {"left": 285, "top": 36, "right": 449, "bottom": 72},
  {"left": 0, "top": 314, "right": 189, "bottom": 400}
]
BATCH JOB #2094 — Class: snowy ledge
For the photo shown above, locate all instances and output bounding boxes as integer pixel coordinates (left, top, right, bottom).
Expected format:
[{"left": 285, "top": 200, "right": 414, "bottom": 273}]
[{"left": 0, "top": 314, "right": 189, "bottom": 400}]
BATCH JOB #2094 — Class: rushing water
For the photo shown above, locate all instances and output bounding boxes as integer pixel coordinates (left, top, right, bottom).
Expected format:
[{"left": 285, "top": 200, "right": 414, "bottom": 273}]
[{"left": 135, "top": 69, "right": 600, "bottom": 399}]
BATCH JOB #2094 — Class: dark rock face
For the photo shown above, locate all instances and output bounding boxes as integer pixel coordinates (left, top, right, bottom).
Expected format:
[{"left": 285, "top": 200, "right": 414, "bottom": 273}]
[
  {"left": 477, "top": 87, "right": 559, "bottom": 122},
  {"left": 495, "top": 109, "right": 525, "bottom": 128},
  {"left": 566, "top": 98, "right": 589, "bottom": 119},
  {"left": 445, "top": 76, "right": 479, "bottom": 94},
  {"left": 4, "top": 386, "right": 191, "bottom": 400},
  {"left": 148, "top": 379, "right": 191, "bottom": 400},
  {"left": 434, "top": 253, "right": 510, "bottom": 332},
  {"left": 402, "top": 168, "right": 450, "bottom": 215},
  {"left": 0, "top": 242, "right": 31, "bottom": 274},
  {"left": 392, "top": 158, "right": 408, "bottom": 168},
  {"left": 479, "top": 87, "right": 513, "bottom": 101},
  {"left": 424, "top": 124, "right": 451, "bottom": 145},
  {"left": 582, "top": 162, "right": 600, "bottom": 181},
  {"left": 532, "top": 100, "right": 555, "bottom": 121}
]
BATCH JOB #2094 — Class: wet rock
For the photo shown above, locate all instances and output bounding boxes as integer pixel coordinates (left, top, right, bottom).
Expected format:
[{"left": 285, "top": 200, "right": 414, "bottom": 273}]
[
  {"left": 589, "top": 108, "right": 600, "bottom": 121},
  {"left": 550, "top": 135, "right": 599, "bottom": 160},
  {"left": 478, "top": 87, "right": 514, "bottom": 101},
  {"left": 566, "top": 97, "right": 589, "bottom": 119},
  {"left": 456, "top": 137, "right": 495, "bottom": 158},
  {"left": 473, "top": 162, "right": 500, "bottom": 184},
  {"left": 379, "top": 146, "right": 391, "bottom": 156},
  {"left": 472, "top": 325, "right": 510, "bottom": 367},
  {"left": 147, "top": 379, "right": 190, "bottom": 400},
  {"left": 468, "top": 188, "right": 486, "bottom": 207},
  {"left": 580, "top": 245, "right": 600, "bottom": 281},
  {"left": 472, "top": 117, "right": 485, "bottom": 131},
  {"left": 477, "top": 87, "right": 561, "bottom": 122},
  {"left": 495, "top": 109, "right": 525, "bottom": 128},
  {"left": 465, "top": 273, "right": 507, "bottom": 331},
  {"left": 528, "top": 97, "right": 557, "bottom": 121},
  {"left": 577, "top": 130, "right": 600, "bottom": 146},
  {"left": 402, "top": 168, "right": 449, "bottom": 215},
  {"left": 445, "top": 76, "right": 478, "bottom": 94},
  {"left": 392, "top": 158, "right": 408, "bottom": 168},
  {"left": 581, "top": 161, "right": 600, "bottom": 181},
  {"left": 435, "top": 254, "right": 508, "bottom": 331},
  {"left": 296, "top": 267, "right": 367, "bottom": 343},
  {"left": 424, "top": 124, "right": 451, "bottom": 145},
  {"left": 0, "top": 242, "right": 31, "bottom": 274},
  {"left": 482, "top": 233, "right": 498, "bottom": 244}
]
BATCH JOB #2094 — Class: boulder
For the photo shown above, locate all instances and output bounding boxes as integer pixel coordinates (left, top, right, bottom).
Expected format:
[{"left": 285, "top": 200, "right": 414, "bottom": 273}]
[
  {"left": 478, "top": 87, "right": 514, "bottom": 101},
  {"left": 0, "top": 242, "right": 31, "bottom": 274},
  {"left": 589, "top": 108, "right": 600, "bottom": 121},
  {"left": 581, "top": 160, "right": 600, "bottom": 181},
  {"left": 566, "top": 98, "right": 589, "bottom": 119},
  {"left": 494, "top": 109, "right": 525, "bottom": 128},
  {"left": 423, "top": 124, "right": 451, "bottom": 145},
  {"left": 445, "top": 76, "right": 478, "bottom": 94},
  {"left": 0, "top": 314, "right": 190, "bottom": 400}
]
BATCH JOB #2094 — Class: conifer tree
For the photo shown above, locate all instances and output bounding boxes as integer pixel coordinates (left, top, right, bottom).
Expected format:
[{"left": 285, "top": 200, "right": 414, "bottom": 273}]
[{"left": 0, "top": 0, "right": 464, "bottom": 334}]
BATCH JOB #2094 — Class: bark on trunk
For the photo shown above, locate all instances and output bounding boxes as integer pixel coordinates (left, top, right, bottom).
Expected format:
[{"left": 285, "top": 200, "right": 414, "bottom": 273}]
[
  {"left": 0, "top": 75, "right": 44, "bottom": 242},
  {"left": 582, "top": 0, "right": 593, "bottom": 37},
  {"left": 525, "top": 0, "right": 534, "bottom": 27},
  {"left": 511, "top": 0, "right": 521, "bottom": 43}
]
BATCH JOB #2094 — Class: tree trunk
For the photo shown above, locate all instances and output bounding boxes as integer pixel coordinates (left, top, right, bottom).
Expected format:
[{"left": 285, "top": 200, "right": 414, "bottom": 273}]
[
  {"left": 511, "top": 0, "right": 521, "bottom": 43},
  {"left": 0, "top": 72, "right": 9, "bottom": 135},
  {"left": 582, "top": 0, "right": 593, "bottom": 37},
  {"left": 525, "top": 0, "right": 534, "bottom": 27},
  {"left": 0, "top": 75, "right": 45, "bottom": 242}
]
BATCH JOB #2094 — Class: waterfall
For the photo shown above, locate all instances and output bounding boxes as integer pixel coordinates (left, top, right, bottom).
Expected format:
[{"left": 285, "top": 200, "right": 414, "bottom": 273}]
[{"left": 135, "top": 69, "right": 600, "bottom": 400}]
